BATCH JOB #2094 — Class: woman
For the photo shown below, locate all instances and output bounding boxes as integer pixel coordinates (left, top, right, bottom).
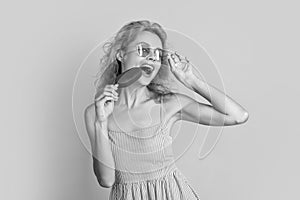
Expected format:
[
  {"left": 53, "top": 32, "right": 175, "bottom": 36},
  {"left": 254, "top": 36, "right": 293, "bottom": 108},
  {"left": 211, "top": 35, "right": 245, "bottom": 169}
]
[{"left": 84, "top": 20, "right": 249, "bottom": 199}]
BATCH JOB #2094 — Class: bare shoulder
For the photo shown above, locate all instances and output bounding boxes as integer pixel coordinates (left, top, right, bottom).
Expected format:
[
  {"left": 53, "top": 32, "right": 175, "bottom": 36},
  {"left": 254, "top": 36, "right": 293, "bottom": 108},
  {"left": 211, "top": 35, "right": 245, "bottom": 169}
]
[
  {"left": 162, "top": 92, "right": 199, "bottom": 121},
  {"left": 161, "top": 93, "right": 186, "bottom": 123}
]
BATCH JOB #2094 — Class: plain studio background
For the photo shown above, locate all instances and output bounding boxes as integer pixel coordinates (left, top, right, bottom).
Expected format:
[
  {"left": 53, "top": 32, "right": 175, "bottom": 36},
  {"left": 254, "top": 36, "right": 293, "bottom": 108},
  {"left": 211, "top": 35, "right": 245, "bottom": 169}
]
[{"left": 1, "top": 0, "right": 299, "bottom": 199}]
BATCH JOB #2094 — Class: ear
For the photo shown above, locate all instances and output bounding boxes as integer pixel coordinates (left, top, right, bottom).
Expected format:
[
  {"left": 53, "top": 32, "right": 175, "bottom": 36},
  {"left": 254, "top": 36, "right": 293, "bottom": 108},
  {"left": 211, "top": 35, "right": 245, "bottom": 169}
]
[{"left": 116, "top": 50, "right": 124, "bottom": 62}]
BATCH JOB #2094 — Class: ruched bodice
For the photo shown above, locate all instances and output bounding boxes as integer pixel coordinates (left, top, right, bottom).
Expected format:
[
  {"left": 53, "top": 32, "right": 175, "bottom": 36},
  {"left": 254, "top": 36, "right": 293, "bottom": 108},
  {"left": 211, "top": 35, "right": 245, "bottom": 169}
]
[
  {"left": 107, "top": 96, "right": 200, "bottom": 199},
  {"left": 108, "top": 119, "right": 176, "bottom": 183}
]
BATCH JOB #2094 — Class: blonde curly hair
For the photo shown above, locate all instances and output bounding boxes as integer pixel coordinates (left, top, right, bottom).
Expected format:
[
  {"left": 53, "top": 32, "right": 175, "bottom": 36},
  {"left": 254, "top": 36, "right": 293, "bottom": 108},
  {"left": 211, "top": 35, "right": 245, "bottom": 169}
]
[{"left": 93, "top": 20, "right": 177, "bottom": 101}]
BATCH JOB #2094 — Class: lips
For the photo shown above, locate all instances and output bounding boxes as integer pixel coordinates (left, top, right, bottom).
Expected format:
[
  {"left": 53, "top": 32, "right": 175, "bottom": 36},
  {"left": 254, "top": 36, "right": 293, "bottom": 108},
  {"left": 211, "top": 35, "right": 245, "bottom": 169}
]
[{"left": 140, "top": 64, "right": 154, "bottom": 74}]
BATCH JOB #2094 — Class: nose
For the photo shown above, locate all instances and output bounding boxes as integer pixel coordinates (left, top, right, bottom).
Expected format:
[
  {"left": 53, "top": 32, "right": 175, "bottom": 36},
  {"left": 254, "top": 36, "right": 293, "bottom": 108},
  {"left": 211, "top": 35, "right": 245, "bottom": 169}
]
[
  {"left": 146, "top": 50, "right": 157, "bottom": 62},
  {"left": 147, "top": 56, "right": 155, "bottom": 62}
]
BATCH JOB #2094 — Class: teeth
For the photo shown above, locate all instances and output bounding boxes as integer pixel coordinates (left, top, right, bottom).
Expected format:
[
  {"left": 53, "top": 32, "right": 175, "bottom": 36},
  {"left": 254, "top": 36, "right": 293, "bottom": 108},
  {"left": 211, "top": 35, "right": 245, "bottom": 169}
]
[
  {"left": 141, "top": 65, "right": 154, "bottom": 73},
  {"left": 141, "top": 65, "right": 153, "bottom": 69}
]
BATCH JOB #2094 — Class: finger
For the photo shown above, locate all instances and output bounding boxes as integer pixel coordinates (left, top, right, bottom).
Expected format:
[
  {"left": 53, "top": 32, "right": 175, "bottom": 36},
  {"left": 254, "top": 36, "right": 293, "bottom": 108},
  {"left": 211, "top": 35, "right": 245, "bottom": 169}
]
[
  {"left": 105, "top": 91, "right": 119, "bottom": 99},
  {"left": 182, "top": 63, "right": 188, "bottom": 71},
  {"left": 101, "top": 96, "right": 114, "bottom": 104},
  {"left": 110, "top": 84, "right": 119, "bottom": 90},
  {"left": 104, "top": 86, "right": 116, "bottom": 92},
  {"left": 172, "top": 52, "right": 180, "bottom": 62},
  {"left": 95, "top": 93, "right": 114, "bottom": 105},
  {"left": 170, "top": 53, "right": 177, "bottom": 62},
  {"left": 104, "top": 88, "right": 118, "bottom": 97},
  {"left": 103, "top": 91, "right": 118, "bottom": 99},
  {"left": 175, "top": 52, "right": 182, "bottom": 62},
  {"left": 167, "top": 54, "right": 175, "bottom": 71},
  {"left": 185, "top": 56, "right": 190, "bottom": 63},
  {"left": 95, "top": 86, "right": 119, "bottom": 103},
  {"left": 110, "top": 90, "right": 119, "bottom": 97},
  {"left": 112, "top": 89, "right": 119, "bottom": 96},
  {"left": 167, "top": 53, "right": 175, "bottom": 65},
  {"left": 105, "top": 85, "right": 119, "bottom": 95},
  {"left": 104, "top": 84, "right": 118, "bottom": 92},
  {"left": 105, "top": 95, "right": 118, "bottom": 102}
]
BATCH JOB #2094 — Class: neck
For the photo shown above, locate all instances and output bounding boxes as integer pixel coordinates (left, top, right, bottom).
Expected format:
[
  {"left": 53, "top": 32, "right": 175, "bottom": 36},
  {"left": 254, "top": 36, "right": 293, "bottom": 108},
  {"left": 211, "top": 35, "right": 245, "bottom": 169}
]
[{"left": 116, "top": 83, "right": 151, "bottom": 109}]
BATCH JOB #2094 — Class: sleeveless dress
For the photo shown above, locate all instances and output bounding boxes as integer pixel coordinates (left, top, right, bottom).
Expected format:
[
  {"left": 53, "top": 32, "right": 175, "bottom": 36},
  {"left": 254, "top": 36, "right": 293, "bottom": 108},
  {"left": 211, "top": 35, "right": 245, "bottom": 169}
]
[{"left": 107, "top": 96, "right": 201, "bottom": 200}]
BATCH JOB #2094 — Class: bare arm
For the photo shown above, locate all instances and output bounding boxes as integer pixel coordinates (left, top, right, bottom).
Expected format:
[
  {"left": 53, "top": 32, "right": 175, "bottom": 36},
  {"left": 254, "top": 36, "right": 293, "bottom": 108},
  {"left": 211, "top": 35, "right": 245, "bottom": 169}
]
[
  {"left": 174, "top": 75, "right": 249, "bottom": 126},
  {"left": 166, "top": 52, "right": 248, "bottom": 126},
  {"left": 84, "top": 106, "right": 115, "bottom": 188}
]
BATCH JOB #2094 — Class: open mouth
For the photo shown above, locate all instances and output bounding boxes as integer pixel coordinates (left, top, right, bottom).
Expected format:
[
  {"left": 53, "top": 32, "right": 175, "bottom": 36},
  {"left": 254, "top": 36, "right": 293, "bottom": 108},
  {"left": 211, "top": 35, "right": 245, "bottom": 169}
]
[{"left": 140, "top": 65, "right": 154, "bottom": 74}]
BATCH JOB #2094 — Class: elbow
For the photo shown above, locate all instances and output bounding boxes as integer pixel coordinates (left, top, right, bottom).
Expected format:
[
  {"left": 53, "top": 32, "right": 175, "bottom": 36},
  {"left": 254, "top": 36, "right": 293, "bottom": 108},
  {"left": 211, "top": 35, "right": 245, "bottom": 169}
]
[
  {"left": 92, "top": 157, "right": 115, "bottom": 188},
  {"left": 236, "top": 112, "right": 249, "bottom": 124},
  {"left": 93, "top": 166, "right": 115, "bottom": 188},
  {"left": 97, "top": 176, "right": 115, "bottom": 188}
]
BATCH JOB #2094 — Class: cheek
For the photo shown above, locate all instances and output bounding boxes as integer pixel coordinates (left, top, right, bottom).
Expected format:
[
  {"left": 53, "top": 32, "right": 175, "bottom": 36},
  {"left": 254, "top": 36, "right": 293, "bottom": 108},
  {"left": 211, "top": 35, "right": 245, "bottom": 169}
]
[
  {"left": 123, "top": 59, "right": 134, "bottom": 70},
  {"left": 124, "top": 56, "right": 142, "bottom": 69}
]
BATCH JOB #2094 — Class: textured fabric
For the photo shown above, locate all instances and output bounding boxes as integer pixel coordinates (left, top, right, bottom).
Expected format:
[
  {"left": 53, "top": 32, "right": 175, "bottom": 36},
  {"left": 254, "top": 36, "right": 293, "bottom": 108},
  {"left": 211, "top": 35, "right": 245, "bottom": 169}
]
[{"left": 107, "top": 96, "right": 200, "bottom": 199}]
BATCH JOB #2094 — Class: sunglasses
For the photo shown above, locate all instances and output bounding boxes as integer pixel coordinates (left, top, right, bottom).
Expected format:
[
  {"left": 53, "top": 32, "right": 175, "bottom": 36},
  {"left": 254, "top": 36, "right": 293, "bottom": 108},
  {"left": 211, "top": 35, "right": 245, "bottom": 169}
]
[{"left": 125, "top": 43, "right": 166, "bottom": 62}]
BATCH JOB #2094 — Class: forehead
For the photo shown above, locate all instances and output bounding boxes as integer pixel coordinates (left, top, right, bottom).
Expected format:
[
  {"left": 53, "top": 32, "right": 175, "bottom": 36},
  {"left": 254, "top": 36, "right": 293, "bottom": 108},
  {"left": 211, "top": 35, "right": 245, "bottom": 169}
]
[{"left": 130, "top": 31, "right": 163, "bottom": 49}]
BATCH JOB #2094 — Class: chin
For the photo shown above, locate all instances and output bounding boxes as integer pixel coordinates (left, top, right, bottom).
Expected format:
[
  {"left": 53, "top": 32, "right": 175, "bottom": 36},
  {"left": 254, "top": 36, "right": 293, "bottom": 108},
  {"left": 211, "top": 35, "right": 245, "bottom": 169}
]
[{"left": 139, "top": 78, "right": 153, "bottom": 86}]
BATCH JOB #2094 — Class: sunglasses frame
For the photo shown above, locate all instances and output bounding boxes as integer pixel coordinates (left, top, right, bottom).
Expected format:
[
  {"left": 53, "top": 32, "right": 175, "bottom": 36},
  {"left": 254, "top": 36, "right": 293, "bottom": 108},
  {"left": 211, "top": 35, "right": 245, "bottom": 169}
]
[{"left": 125, "top": 43, "right": 167, "bottom": 62}]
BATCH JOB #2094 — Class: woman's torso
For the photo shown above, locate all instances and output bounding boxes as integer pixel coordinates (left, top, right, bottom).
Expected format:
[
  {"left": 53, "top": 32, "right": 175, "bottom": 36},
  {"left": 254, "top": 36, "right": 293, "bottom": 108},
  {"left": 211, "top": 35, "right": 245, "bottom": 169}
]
[
  {"left": 109, "top": 95, "right": 177, "bottom": 133},
  {"left": 106, "top": 94, "right": 181, "bottom": 182},
  {"left": 88, "top": 93, "right": 181, "bottom": 134},
  {"left": 86, "top": 93, "right": 182, "bottom": 182}
]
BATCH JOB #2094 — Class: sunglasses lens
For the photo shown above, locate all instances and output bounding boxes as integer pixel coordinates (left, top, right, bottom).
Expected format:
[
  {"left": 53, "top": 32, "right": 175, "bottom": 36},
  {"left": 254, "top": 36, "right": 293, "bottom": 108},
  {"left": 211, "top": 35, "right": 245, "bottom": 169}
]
[
  {"left": 137, "top": 44, "right": 164, "bottom": 61},
  {"left": 156, "top": 49, "right": 164, "bottom": 60},
  {"left": 142, "top": 48, "right": 150, "bottom": 57},
  {"left": 155, "top": 49, "right": 161, "bottom": 60},
  {"left": 137, "top": 44, "right": 149, "bottom": 57},
  {"left": 137, "top": 45, "right": 143, "bottom": 56}
]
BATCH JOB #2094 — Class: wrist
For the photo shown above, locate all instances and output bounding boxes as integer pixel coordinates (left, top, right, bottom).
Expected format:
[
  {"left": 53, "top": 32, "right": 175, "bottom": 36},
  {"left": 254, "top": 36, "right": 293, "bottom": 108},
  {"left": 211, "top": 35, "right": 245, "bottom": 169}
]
[
  {"left": 186, "top": 74, "right": 205, "bottom": 92},
  {"left": 94, "top": 120, "right": 109, "bottom": 139},
  {"left": 185, "top": 75, "right": 197, "bottom": 89},
  {"left": 95, "top": 119, "right": 108, "bottom": 128}
]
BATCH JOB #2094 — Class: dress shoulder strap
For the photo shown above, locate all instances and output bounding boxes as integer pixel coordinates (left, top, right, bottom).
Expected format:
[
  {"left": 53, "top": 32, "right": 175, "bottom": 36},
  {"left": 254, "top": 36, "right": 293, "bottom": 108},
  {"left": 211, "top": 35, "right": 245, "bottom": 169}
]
[{"left": 160, "top": 95, "right": 164, "bottom": 124}]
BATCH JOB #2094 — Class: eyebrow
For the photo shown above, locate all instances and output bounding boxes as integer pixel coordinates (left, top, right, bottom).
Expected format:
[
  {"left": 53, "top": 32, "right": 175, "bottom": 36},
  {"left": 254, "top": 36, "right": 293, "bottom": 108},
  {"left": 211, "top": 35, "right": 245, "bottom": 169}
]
[
  {"left": 136, "top": 42, "right": 150, "bottom": 47},
  {"left": 139, "top": 41, "right": 149, "bottom": 45},
  {"left": 137, "top": 42, "right": 162, "bottom": 49}
]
